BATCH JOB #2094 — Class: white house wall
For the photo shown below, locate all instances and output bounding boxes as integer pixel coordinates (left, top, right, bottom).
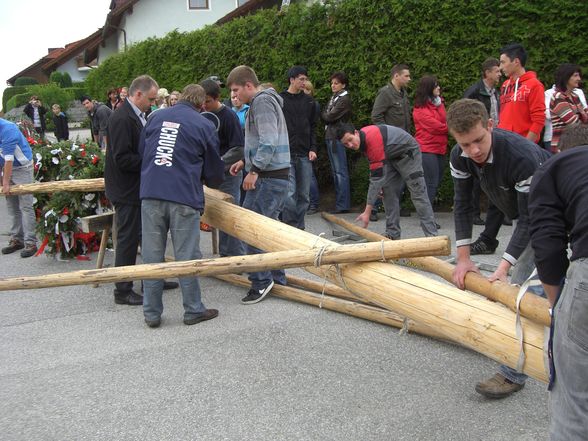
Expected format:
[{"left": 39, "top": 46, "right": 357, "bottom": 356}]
[
  {"left": 121, "top": 0, "right": 241, "bottom": 47},
  {"left": 99, "top": 34, "right": 120, "bottom": 64},
  {"left": 56, "top": 57, "right": 86, "bottom": 83}
]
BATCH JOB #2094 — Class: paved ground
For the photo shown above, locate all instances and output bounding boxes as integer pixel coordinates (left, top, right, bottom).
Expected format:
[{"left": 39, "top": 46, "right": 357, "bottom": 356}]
[{"left": 0, "top": 197, "right": 549, "bottom": 440}]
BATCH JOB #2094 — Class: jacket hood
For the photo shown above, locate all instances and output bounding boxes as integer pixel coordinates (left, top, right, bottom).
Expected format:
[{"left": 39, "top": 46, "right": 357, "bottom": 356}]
[
  {"left": 256, "top": 88, "right": 284, "bottom": 107},
  {"left": 505, "top": 71, "right": 538, "bottom": 87}
]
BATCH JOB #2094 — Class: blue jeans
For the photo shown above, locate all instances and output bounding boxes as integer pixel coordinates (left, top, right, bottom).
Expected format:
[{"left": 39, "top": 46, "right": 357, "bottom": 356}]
[
  {"left": 141, "top": 199, "right": 207, "bottom": 321},
  {"left": 218, "top": 170, "right": 244, "bottom": 257},
  {"left": 499, "top": 244, "right": 544, "bottom": 384},
  {"left": 282, "top": 156, "right": 312, "bottom": 229},
  {"left": 550, "top": 258, "right": 588, "bottom": 440},
  {"left": 5, "top": 163, "right": 37, "bottom": 246},
  {"left": 326, "top": 140, "right": 350, "bottom": 211},
  {"left": 242, "top": 177, "right": 288, "bottom": 290},
  {"left": 309, "top": 169, "right": 320, "bottom": 209}
]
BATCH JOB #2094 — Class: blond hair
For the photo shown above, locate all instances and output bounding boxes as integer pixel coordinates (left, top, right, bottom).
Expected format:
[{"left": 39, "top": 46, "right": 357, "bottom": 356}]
[{"left": 226, "top": 65, "right": 259, "bottom": 87}]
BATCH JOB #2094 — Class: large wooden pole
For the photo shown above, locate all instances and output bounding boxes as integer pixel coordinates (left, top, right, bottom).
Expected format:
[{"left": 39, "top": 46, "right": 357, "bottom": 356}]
[
  {"left": 0, "top": 178, "right": 105, "bottom": 195},
  {"left": 216, "top": 274, "right": 447, "bottom": 341},
  {"left": 321, "top": 211, "right": 551, "bottom": 328},
  {"left": 202, "top": 190, "right": 547, "bottom": 382},
  {"left": 0, "top": 239, "right": 448, "bottom": 291}
]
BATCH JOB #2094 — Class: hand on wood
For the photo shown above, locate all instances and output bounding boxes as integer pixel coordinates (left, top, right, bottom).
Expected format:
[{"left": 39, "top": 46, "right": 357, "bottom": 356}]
[{"left": 452, "top": 258, "right": 480, "bottom": 290}]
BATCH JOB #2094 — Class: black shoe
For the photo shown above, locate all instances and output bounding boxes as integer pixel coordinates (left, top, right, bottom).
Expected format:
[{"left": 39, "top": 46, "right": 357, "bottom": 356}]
[
  {"left": 382, "top": 232, "right": 397, "bottom": 240},
  {"left": 145, "top": 318, "right": 161, "bottom": 328},
  {"left": 241, "top": 281, "right": 274, "bottom": 304},
  {"left": 473, "top": 215, "right": 485, "bottom": 226},
  {"left": 502, "top": 217, "right": 513, "bottom": 226},
  {"left": 114, "top": 290, "right": 143, "bottom": 305},
  {"left": 470, "top": 239, "right": 497, "bottom": 255},
  {"left": 184, "top": 308, "right": 219, "bottom": 325},
  {"left": 20, "top": 244, "right": 38, "bottom": 258},
  {"left": 306, "top": 207, "right": 319, "bottom": 215},
  {"left": 2, "top": 239, "right": 24, "bottom": 255},
  {"left": 435, "top": 222, "right": 441, "bottom": 229},
  {"left": 400, "top": 208, "right": 411, "bottom": 217},
  {"left": 329, "top": 209, "right": 350, "bottom": 214},
  {"left": 369, "top": 211, "right": 379, "bottom": 222},
  {"left": 163, "top": 280, "right": 179, "bottom": 290}
]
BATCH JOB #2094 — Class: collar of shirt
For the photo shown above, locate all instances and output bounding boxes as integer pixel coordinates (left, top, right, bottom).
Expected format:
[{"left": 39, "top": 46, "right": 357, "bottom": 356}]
[
  {"left": 460, "top": 149, "right": 494, "bottom": 164},
  {"left": 127, "top": 99, "right": 146, "bottom": 126}
]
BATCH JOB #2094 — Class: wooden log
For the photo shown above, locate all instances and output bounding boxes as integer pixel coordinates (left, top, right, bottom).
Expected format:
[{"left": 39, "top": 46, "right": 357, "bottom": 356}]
[
  {"left": 201, "top": 189, "right": 547, "bottom": 382},
  {"left": 0, "top": 239, "right": 449, "bottom": 291},
  {"left": 286, "top": 274, "right": 372, "bottom": 305},
  {"left": 321, "top": 211, "right": 551, "bottom": 328},
  {"left": 215, "top": 274, "right": 447, "bottom": 341},
  {"left": 0, "top": 178, "right": 106, "bottom": 195}
]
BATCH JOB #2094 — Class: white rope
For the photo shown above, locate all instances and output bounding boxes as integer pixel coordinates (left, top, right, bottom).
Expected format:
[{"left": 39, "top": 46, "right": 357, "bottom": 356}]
[
  {"left": 380, "top": 240, "right": 387, "bottom": 262},
  {"left": 515, "top": 268, "right": 541, "bottom": 372}
]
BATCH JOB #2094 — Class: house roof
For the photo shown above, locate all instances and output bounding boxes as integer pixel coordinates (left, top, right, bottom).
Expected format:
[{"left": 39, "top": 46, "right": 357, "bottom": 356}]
[
  {"left": 103, "top": 0, "right": 140, "bottom": 40},
  {"left": 42, "top": 29, "right": 104, "bottom": 71},
  {"left": 216, "top": 0, "right": 281, "bottom": 25}
]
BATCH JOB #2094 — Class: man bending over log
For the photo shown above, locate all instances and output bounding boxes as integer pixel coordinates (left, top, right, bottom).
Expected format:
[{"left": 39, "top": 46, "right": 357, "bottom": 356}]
[
  {"left": 139, "top": 84, "right": 224, "bottom": 328},
  {"left": 447, "top": 98, "right": 550, "bottom": 399},
  {"left": 227, "top": 65, "right": 291, "bottom": 305},
  {"left": 336, "top": 123, "right": 437, "bottom": 240}
]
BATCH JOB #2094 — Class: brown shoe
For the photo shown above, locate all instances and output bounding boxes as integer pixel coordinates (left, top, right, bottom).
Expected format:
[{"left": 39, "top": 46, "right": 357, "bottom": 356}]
[
  {"left": 2, "top": 239, "right": 24, "bottom": 255},
  {"left": 184, "top": 308, "right": 218, "bottom": 325},
  {"left": 475, "top": 373, "right": 524, "bottom": 399},
  {"left": 20, "top": 244, "right": 38, "bottom": 258}
]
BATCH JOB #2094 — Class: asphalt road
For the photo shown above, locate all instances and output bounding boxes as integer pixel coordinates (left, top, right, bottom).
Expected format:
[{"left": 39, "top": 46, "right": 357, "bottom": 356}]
[{"left": 0, "top": 197, "right": 549, "bottom": 441}]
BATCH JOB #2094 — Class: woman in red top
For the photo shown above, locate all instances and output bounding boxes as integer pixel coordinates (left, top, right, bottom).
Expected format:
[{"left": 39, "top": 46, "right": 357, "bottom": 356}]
[
  {"left": 413, "top": 75, "right": 448, "bottom": 213},
  {"left": 550, "top": 64, "right": 588, "bottom": 152}
]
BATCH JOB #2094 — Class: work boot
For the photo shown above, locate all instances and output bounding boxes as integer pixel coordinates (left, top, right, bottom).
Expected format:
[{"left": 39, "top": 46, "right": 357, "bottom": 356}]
[
  {"left": 2, "top": 239, "right": 24, "bottom": 255},
  {"left": 475, "top": 373, "right": 524, "bottom": 399},
  {"left": 20, "top": 244, "right": 38, "bottom": 258}
]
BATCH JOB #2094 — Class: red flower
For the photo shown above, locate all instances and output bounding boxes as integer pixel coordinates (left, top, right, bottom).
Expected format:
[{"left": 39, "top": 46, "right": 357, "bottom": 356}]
[
  {"left": 27, "top": 137, "right": 35, "bottom": 144},
  {"left": 81, "top": 151, "right": 87, "bottom": 157},
  {"left": 62, "top": 207, "right": 70, "bottom": 215},
  {"left": 34, "top": 163, "right": 40, "bottom": 171},
  {"left": 91, "top": 156, "right": 99, "bottom": 165},
  {"left": 69, "top": 160, "right": 76, "bottom": 166}
]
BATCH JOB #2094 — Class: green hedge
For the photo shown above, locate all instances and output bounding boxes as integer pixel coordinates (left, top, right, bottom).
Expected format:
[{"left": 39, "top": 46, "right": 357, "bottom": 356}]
[
  {"left": 5, "top": 84, "right": 82, "bottom": 113},
  {"left": 14, "top": 76, "right": 38, "bottom": 86},
  {"left": 86, "top": 0, "right": 588, "bottom": 207},
  {"left": 2, "top": 86, "right": 29, "bottom": 112}
]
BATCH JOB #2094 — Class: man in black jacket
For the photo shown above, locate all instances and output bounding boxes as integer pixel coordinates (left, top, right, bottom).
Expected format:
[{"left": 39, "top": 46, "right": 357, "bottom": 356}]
[
  {"left": 80, "top": 95, "right": 112, "bottom": 149},
  {"left": 464, "top": 57, "right": 502, "bottom": 230},
  {"left": 280, "top": 66, "right": 317, "bottom": 230},
  {"left": 105, "top": 74, "right": 177, "bottom": 306},
  {"left": 23, "top": 96, "right": 47, "bottom": 137}
]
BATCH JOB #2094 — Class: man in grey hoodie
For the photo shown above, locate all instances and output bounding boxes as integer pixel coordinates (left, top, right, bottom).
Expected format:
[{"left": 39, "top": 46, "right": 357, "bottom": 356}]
[{"left": 227, "top": 65, "right": 291, "bottom": 305}]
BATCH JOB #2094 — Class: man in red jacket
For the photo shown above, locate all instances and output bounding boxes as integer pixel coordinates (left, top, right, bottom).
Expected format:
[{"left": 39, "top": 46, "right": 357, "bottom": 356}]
[{"left": 498, "top": 43, "right": 545, "bottom": 142}]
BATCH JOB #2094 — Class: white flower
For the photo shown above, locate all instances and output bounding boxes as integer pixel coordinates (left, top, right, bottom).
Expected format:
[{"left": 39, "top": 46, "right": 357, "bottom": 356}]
[
  {"left": 66, "top": 155, "right": 72, "bottom": 160},
  {"left": 52, "top": 157, "right": 60, "bottom": 165},
  {"left": 69, "top": 175, "right": 74, "bottom": 180},
  {"left": 71, "top": 144, "right": 78, "bottom": 151},
  {"left": 59, "top": 215, "right": 69, "bottom": 223},
  {"left": 50, "top": 148, "right": 62, "bottom": 155},
  {"left": 84, "top": 193, "right": 96, "bottom": 201},
  {"left": 35, "top": 153, "right": 42, "bottom": 161}
]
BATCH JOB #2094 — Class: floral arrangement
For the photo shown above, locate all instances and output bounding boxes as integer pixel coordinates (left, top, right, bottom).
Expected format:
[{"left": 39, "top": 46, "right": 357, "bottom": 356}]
[
  {"left": 25, "top": 128, "right": 109, "bottom": 258},
  {"left": 13, "top": 119, "right": 108, "bottom": 258}
]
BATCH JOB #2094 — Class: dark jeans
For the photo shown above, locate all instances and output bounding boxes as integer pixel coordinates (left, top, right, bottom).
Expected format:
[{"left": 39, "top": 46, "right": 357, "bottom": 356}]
[
  {"left": 282, "top": 156, "right": 312, "bottom": 229},
  {"left": 421, "top": 152, "right": 445, "bottom": 207},
  {"left": 326, "top": 139, "right": 350, "bottom": 211},
  {"left": 309, "top": 169, "right": 320, "bottom": 210},
  {"left": 471, "top": 179, "right": 482, "bottom": 217},
  {"left": 218, "top": 170, "right": 244, "bottom": 257},
  {"left": 113, "top": 202, "right": 141, "bottom": 292},
  {"left": 478, "top": 203, "right": 504, "bottom": 247},
  {"left": 242, "top": 177, "right": 289, "bottom": 290}
]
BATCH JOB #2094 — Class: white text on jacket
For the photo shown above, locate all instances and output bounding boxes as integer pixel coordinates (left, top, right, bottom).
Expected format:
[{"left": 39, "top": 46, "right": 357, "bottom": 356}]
[{"left": 154, "top": 121, "right": 180, "bottom": 167}]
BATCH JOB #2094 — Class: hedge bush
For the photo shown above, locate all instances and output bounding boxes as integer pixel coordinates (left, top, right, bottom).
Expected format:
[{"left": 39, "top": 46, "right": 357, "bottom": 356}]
[
  {"left": 49, "top": 71, "right": 73, "bottom": 88},
  {"left": 86, "top": 0, "right": 588, "bottom": 207},
  {"left": 2, "top": 86, "right": 28, "bottom": 112},
  {"left": 14, "top": 76, "right": 38, "bottom": 86},
  {"left": 5, "top": 83, "right": 75, "bottom": 113}
]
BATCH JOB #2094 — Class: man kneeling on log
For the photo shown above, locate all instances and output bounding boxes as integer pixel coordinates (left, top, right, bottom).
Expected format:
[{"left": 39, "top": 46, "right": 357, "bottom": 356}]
[
  {"left": 336, "top": 123, "right": 438, "bottom": 240},
  {"left": 447, "top": 98, "right": 550, "bottom": 398}
]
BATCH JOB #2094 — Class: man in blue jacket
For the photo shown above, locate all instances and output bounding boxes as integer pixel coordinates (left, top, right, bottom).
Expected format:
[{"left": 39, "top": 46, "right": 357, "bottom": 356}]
[
  {"left": 139, "top": 84, "right": 225, "bottom": 328},
  {"left": 1, "top": 119, "right": 38, "bottom": 258}
]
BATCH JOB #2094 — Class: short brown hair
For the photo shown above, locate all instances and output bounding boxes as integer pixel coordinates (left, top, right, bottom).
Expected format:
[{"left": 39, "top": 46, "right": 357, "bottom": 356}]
[
  {"left": 391, "top": 64, "right": 409, "bottom": 78},
  {"left": 180, "top": 84, "right": 205, "bottom": 108},
  {"left": 226, "top": 65, "right": 259, "bottom": 87},
  {"left": 481, "top": 58, "right": 499, "bottom": 77},
  {"left": 447, "top": 99, "right": 489, "bottom": 134},
  {"left": 129, "top": 75, "right": 158, "bottom": 97}
]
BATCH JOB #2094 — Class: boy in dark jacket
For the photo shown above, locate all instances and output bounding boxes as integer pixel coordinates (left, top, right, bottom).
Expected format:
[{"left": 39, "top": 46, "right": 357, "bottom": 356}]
[{"left": 51, "top": 104, "right": 69, "bottom": 141}]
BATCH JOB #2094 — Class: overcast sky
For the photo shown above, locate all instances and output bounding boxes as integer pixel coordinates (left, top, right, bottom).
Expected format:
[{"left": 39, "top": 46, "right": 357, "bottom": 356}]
[{"left": 0, "top": 0, "right": 112, "bottom": 104}]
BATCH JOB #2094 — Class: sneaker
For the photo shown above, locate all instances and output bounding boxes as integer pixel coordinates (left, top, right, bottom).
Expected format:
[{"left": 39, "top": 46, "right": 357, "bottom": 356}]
[
  {"left": 470, "top": 238, "right": 497, "bottom": 255},
  {"left": 184, "top": 308, "right": 219, "bottom": 325},
  {"left": 306, "top": 207, "right": 319, "bottom": 215},
  {"left": 473, "top": 215, "right": 485, "bottom": 226},
  {"left": 475, "top": 373, "right": 524, "bottom": 399},
  {"left": 241, "top": 280, "right": 274, "bottom": 305},
  {"left": 20, "top": 244, "right": 38, "bottom": 258},
  {"left": 369, "top": 211, "right": 379, "bottom": 222},
  {"left": 2, "top": 239, "right": 24, "bottom": 255},
  {"left": 114, "top": 290, "right": 143, "bottom": 305},
  {"left": 382, "top": 232, "right": 397, "bottom": 240},
  {"left": 502, "top": 217, "right": 513, "bottom": 226}
]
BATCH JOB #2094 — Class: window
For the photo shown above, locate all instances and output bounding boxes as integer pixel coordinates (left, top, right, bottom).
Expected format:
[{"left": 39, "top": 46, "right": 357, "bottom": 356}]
[
  {"left": 188, "top": 0, "right": 209, "bottom": 9},
  {"left": 237, "top": 0, "right": 250, "bottom": 6}
]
